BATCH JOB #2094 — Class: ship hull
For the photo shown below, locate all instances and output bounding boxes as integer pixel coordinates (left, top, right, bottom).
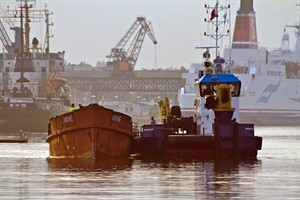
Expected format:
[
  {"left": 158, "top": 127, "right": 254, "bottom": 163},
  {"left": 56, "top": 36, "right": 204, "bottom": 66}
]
[
  {"left": 135, "top": 136, "right": 260, "bottom": 159},
  {"left": 239, "top": 112, "right": 300, "bottom": 126},
  {"left": 133, "top": 125, "right": 262, "bottom": 159},
  {"left": 179, "top": 104, "right": 300, "bottom": 126},
  {"left": 0, "top": 98, "right": 68, "bottom": 133},
  {"left": 0, "top": 106, "right": 53, "bottom": 133},
  {"left": 46, "top": 104, "right": 133, "bottom": 159}
]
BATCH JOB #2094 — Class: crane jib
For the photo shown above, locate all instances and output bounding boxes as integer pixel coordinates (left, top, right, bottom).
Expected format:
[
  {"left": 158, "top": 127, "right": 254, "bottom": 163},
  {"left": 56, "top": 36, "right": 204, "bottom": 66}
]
[{"left": 106, "top": 17, "right": 157, "bottom": 72}]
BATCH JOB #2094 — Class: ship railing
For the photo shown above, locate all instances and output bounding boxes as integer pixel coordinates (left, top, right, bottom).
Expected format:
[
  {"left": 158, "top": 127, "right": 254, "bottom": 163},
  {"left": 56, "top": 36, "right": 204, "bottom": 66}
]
[{"left": 9, "top": 97, "right": 34, "bottom": 103}]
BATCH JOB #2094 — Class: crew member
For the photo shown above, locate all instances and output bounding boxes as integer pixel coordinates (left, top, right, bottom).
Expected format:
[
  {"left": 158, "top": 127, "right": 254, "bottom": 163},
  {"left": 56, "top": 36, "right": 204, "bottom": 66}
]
[
  {"left": 150, "top": 116, "right": 156, "bottom": 125},
  {"left": 70, "top": 103, "right": 76, "bottom": 112}
]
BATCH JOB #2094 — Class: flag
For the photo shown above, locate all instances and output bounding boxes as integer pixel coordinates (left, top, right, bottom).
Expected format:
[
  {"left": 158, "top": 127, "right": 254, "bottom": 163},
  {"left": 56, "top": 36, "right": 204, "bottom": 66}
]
[
  {"left": 223, "top": 11, "right": 227, "bottom": 23},
  {"left": 210, "top": 3, "right": 218, "bottom": 21}
]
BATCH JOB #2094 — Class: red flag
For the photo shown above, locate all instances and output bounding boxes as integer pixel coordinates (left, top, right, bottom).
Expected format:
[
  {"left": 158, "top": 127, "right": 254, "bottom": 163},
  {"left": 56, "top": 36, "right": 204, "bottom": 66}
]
[{"left": 210, "top": 3, "right": 218, "bottom": 21}]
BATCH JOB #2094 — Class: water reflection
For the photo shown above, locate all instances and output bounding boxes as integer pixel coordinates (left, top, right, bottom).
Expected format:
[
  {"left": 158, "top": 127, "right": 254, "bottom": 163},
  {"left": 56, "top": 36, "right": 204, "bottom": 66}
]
[
  {"left": 46, "top": 156, "right": 261, "bottom": 175},
  {"left": 47, "top": 157, "right": 133, "bottom": 171},
  {"left": 137, "top": 157, "right": 261, "bottom": 172},
  {"left": 214, "top": 158, "right": 261, "bottom": 172},
  {"left": 1, "top": 126, "right": 298, "bottom": 199},
  {"left": 1, "top": 156, "right": 283, "bottom": 199},
  {"left": 212, "top": 159, "right": 262, "bottom": 199},
  {"left": 134, "top": 158, "right": 262, "bottom": 199}
]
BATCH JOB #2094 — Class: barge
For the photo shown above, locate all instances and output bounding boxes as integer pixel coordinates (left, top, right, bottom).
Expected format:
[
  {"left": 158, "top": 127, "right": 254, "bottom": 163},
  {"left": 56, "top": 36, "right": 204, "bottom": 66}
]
[{"left": 46, "top": 104, "right": 133, "bottom": 159}]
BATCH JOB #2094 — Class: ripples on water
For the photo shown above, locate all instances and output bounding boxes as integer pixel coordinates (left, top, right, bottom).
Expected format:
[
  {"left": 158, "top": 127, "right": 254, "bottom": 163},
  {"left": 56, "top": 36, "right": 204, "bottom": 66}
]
[{"left": 0, "top": 127, "right": 299, "bottom": 199}]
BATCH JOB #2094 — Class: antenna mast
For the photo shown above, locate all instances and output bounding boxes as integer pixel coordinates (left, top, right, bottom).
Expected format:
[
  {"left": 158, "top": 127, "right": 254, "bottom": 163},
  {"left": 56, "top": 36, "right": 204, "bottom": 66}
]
[
  {"left": 44, "top": 4, "right": 53, "bottom": 53},
  {"left": 204, "top": 1, "right": 230, "bottom": 58}
]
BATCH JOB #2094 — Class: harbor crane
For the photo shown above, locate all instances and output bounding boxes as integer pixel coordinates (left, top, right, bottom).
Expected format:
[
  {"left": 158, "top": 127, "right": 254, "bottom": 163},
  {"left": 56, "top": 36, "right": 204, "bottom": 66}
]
[
  {"left": 285, "top": 24, "right": 300, "bottom": 53},
  {"left": 106, "top": 17, "right": 157, "bottom": 72},
  {"left": 0, "top": 20, "right": 21, "bottom": 54}
]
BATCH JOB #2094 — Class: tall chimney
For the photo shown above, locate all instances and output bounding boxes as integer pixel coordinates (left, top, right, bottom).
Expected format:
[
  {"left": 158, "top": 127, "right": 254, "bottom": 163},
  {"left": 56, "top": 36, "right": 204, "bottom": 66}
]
[{"left": 232, "top": 0, "right": 258, "bottom": 49}]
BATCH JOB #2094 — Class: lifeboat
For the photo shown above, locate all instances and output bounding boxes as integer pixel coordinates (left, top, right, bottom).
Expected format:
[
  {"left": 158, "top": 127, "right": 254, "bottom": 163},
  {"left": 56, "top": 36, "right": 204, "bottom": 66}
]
[{"left": 49, "top": 77, "right": 67, "bottom": 90}]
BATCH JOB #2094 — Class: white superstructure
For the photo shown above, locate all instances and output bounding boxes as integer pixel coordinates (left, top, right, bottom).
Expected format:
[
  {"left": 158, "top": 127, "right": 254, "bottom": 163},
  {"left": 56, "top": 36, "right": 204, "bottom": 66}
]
[{"left": 179, "top": 0, "right": 300, "bottom": 126}]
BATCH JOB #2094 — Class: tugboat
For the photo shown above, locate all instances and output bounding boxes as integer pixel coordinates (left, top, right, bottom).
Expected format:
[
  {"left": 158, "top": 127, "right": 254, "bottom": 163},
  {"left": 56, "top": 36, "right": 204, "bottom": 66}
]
[
  {"left": 132, "top": 1, "right": 262, "bottom": 159},
  {"left": 132, "top": 48, "right": 262, "bottom": 159},
  {"left": 0, "top": 1, "right": 70, "bottom": 133}
]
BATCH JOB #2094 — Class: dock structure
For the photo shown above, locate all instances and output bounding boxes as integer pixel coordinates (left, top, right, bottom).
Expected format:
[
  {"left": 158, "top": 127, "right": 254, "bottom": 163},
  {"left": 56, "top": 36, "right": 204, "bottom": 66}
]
[
  {"left": 0, "top": 131, "right": 28, "bottom": 143},
  {"left": 0, "top": 138, "right": 27, "bottom": 143}
]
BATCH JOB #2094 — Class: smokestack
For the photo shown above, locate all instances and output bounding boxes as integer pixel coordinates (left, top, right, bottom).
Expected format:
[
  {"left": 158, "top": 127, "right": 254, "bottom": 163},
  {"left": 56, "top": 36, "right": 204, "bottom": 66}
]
[
  {"left": 232, "top": 0, "right": 258, "bottom": 49},
  {"left": 239, "top": 0, "right": 254, "bottom": 14}
]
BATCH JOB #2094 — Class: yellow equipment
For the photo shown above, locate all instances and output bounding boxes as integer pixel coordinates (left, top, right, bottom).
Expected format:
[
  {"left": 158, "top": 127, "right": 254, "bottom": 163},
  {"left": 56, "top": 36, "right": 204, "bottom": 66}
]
[
  {"left": 213, "top": 84, "right": 235, "bottom": 112},
  {"left": 46, "top": 68, "right": 67, "bottom": 98},
  {"left": 157, "top": 97, "right": 172, "bottom": 123}
]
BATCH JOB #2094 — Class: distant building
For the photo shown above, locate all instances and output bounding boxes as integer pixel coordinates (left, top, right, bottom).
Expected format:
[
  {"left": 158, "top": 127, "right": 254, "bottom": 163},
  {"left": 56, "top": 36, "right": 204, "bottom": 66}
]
[{"left": 65, "top": 62, "right": 105, "bottom": 71}]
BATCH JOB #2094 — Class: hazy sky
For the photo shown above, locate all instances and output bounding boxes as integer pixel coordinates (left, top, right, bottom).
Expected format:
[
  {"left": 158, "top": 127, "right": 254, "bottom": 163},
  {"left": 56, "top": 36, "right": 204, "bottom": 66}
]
[{"left": 0, "top": 0, "right": 299, "bottom": 69}]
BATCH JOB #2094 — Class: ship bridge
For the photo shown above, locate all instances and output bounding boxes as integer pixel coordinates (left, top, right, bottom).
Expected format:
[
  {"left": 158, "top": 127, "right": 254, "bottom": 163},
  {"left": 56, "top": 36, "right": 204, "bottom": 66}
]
[{"left": 197, "top": 74, "right": 241, "bottom": 97}]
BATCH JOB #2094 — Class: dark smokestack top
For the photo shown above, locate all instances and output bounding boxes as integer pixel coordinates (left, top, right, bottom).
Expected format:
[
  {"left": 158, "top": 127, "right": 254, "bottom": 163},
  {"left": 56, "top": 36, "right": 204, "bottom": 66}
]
[{"left": 238, "top": 0, "right": 254, "bottom": 14}]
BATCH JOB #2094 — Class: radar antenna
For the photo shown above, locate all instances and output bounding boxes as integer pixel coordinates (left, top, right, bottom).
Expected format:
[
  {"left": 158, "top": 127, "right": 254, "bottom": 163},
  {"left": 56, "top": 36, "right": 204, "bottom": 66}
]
[{"left": 204, "top": 1, "right": 230, "bottom": 58}]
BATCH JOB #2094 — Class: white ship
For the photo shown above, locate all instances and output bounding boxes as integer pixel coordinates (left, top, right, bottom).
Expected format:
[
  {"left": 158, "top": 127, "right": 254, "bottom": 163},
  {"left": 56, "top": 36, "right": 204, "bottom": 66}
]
[{"left": 179, "top": 0, "right": 300, "bottom": 126}]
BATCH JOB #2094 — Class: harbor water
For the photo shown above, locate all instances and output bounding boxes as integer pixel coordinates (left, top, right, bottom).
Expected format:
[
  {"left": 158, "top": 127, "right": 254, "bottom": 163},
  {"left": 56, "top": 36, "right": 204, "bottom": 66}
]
[{"left": 0, "top": 126, "right": 299, "bottom": 199}]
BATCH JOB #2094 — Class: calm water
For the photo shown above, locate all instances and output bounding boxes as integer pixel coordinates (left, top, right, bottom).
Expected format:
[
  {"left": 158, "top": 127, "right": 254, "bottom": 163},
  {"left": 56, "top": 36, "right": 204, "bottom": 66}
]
[{"left": 0, "top": 126, "right": 299, "bottom": 199}]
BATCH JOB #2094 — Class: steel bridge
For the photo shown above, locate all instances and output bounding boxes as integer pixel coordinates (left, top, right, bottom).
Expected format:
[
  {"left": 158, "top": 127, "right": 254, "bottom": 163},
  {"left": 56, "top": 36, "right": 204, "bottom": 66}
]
[
  {"left": 62, "top": 70, "right": 186, "bottom": 104},
  {"left": 66, "top": 76, "right": 185, "bottom": 92}
]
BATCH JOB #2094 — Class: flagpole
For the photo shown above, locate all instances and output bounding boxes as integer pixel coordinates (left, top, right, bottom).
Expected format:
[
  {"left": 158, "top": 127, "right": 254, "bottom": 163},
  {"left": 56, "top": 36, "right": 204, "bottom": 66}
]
[
  {"left": 204, "top": 0, "right": 230, "bottom": 60},
  {"left": 229, "top": 0, "right": 232, "bottom": 64},
  {"left": 215, "top": 1, "right": 219, "bottom": 58}
]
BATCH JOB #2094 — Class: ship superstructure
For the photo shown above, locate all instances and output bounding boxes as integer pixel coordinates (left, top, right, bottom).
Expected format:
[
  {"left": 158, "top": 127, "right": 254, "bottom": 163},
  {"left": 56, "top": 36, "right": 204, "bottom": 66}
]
[
  {"left": 223, "top": 0, "right": 267, "bottom": 66},
  {"left": 178, "top": 0, "right": 300, "bottom": 126},
  {"left": 0, "top": 1, "right": 69, "bottom": 133}
]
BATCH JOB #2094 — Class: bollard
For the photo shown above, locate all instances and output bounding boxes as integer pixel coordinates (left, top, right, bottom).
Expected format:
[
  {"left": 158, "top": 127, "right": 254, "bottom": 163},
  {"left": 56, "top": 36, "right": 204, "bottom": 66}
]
[{"left": 20, "top": 130, "right": 23, "bottom": 140}]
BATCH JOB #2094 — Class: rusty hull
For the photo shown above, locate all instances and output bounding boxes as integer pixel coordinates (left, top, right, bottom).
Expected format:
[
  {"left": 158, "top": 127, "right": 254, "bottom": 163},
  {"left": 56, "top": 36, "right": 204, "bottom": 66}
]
[{"left": 46, "top": 104, "right": 133, "bottom": 159}]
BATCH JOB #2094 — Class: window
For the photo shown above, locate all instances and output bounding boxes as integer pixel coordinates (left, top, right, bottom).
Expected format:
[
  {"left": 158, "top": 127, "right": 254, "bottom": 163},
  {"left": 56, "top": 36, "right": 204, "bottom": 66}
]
[{"left": 267, "top": 70, "right": 281, "bottom": 77}]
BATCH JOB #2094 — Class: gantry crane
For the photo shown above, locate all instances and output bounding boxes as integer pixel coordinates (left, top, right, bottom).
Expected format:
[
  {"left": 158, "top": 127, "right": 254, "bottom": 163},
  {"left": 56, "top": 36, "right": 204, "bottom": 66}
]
[
  {"left": 0, "top": 20, "right": 21, "bottom": 54},
  {"left": 106, "top": 17, "right": 157, "bottom": 72}
]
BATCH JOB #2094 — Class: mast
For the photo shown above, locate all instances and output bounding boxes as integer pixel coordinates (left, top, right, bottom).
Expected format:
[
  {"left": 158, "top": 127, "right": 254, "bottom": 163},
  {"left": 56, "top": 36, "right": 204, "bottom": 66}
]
[
  {"left": 44, "top": 5, "right": 53, "bottom": 53},
  {"left": 23, "top": 1, "right": 30, "bottom": 53},
  {"left": 19, "top": 0, "right": 34, "bottom": 92},
  {"left": 20, "top": 0, "right": 25, "bottom": 92},
  {"left": 204, "top": 1, "right": 230, "bottom": 58}
]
